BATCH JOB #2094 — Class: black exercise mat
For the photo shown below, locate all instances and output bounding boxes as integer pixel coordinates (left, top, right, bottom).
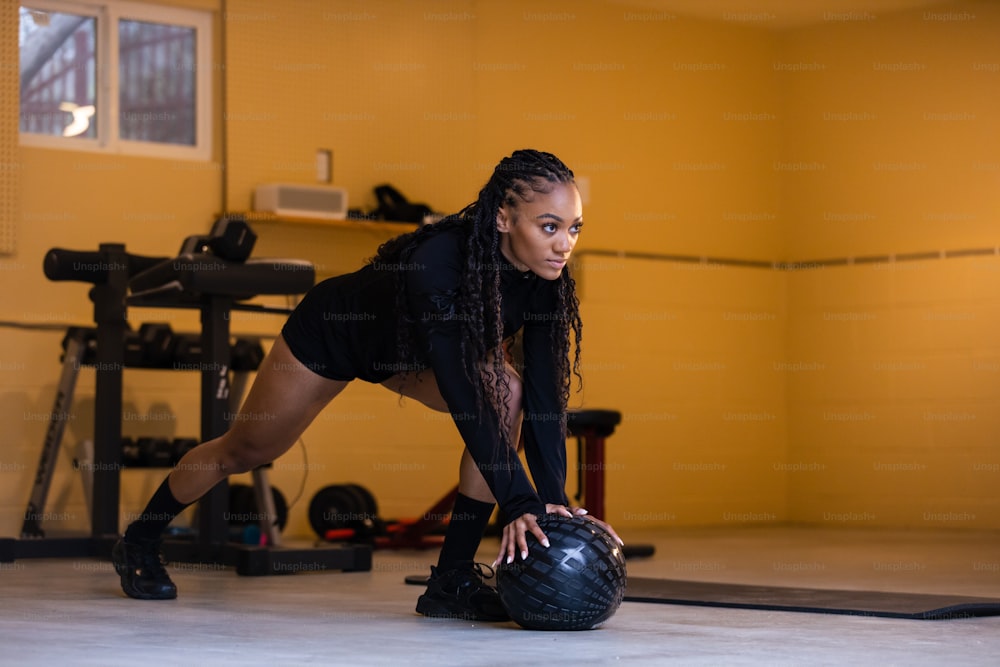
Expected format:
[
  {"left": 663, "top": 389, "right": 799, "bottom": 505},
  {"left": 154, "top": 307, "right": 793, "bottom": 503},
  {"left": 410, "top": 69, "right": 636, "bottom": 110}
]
[{"left": 624, "top": 577, "right": 1000, "bottom": 619}]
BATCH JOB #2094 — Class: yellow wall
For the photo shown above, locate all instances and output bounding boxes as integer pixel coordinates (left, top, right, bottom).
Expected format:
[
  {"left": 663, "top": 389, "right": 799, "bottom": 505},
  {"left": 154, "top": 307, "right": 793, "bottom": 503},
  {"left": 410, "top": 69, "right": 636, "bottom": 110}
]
[
  {"left": 777, "top": 0, "right": 999, "bottom": 259},
  {"left": 2, "top": 0, "right": 998, "bottom": 542},
  {"left": 781, "top": 0, "right": 1000, "bottom": 528},
  {"left": 468, "top": 0, "right": 786, "bottom": 528},
  {"left": 579, "top": 254, "right": 788, "bottom": 527},
  {"left": 219, "top": 0, "right": 784, "bottom": 534},
  {"left": 469, "top": 0, "right": 783, "bottom": 260},
  {"left": 787, "top": 256, "right": 1000, "bottom": 528}
]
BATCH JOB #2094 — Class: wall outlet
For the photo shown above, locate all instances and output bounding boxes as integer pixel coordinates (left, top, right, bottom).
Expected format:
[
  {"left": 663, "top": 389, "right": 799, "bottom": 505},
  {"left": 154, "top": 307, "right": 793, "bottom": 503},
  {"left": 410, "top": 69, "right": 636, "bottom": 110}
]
[{"left": 316, "top": 149, "right": 332, "bottom": 183}]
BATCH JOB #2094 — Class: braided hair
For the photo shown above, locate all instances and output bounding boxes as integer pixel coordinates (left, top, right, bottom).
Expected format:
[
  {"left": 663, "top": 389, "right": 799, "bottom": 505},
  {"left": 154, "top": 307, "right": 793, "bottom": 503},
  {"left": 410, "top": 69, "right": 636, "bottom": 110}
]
[{"left": 371, "top": 149, "right": 583, "bottom": 448}]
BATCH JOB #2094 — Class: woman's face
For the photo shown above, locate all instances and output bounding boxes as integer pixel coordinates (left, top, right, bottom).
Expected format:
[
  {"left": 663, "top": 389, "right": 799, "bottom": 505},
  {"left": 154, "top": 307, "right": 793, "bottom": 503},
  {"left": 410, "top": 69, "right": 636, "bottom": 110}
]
[{"left": 496, "top": 182, "right": 583, "bottom": 281}]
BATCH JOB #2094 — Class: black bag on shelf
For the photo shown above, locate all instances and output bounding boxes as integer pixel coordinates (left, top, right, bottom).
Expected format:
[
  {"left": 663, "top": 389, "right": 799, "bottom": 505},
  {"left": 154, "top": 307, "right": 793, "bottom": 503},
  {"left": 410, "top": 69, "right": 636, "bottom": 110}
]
[{"left": 373, "top": 184, "right": 433, "bottom": 223}]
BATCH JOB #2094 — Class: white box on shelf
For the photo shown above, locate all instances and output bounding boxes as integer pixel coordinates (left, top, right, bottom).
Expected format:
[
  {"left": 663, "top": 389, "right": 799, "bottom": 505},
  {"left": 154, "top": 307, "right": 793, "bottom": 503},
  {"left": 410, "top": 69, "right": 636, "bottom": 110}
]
[{"left": 253, "top": 183, "right": 349, "bottom": 220}]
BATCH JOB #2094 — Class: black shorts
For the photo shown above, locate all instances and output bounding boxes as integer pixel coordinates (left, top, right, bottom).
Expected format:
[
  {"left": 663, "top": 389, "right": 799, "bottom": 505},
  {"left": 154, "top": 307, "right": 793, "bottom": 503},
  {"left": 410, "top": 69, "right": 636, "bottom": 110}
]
[{"left": 280, "top": 268, "right": 401, "bottom": 383}]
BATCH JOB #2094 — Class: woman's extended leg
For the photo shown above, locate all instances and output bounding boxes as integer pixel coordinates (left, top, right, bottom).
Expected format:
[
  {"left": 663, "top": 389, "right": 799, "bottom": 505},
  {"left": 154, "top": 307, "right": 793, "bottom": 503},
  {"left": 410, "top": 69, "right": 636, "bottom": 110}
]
[
  {"left": 114, "top": 336, "right": 349, "bottom": 600},
  {"left": 167, "top": 336, "right": 350, "bottom": 503}
]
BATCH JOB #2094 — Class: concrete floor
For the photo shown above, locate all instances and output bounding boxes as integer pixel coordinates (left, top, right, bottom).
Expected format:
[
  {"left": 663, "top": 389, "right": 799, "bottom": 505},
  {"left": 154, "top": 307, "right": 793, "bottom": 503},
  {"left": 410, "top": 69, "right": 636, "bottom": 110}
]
[{"left": 1, "top": 525, "right": 998, "bottom": 666}]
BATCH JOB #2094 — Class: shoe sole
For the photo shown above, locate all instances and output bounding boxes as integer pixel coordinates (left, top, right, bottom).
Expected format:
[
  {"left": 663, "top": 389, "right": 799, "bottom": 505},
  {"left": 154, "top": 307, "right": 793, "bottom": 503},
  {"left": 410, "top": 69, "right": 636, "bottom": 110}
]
[
  {"left": 415, "top": 594, "right": 509, "bottom": 622},
  {"left": 112, "top": 543, "right": 178, "bottom": 601}
]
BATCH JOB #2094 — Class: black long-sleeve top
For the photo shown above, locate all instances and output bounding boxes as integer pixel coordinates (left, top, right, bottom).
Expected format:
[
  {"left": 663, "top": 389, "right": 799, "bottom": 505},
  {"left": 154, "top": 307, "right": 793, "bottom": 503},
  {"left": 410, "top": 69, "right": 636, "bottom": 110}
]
[
  {"left": 404, "top": 230, "right": 569, "bottom": 520},
  {"left": 287, "top": 227, "right": 570, "bottom": 521}
]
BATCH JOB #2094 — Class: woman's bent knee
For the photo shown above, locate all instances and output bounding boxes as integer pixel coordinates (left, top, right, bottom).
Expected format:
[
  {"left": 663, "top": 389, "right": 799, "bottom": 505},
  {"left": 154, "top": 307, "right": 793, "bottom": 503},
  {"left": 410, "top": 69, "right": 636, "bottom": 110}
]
[{"left": 215, "top": 433, "right": 280, "bottom": 475}]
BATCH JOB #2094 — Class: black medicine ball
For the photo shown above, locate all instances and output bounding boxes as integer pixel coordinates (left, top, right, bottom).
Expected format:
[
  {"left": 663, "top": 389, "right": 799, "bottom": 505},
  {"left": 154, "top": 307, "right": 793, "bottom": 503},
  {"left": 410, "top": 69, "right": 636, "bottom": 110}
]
[{"left": 496, "top": 514, "right": 627, "bottom": 631}]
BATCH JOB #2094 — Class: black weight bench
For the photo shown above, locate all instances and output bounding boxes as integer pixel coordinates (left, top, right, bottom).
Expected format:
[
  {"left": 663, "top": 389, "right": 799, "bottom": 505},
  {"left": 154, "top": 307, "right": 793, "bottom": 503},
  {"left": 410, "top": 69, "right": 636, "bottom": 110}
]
[
  {"left": 129, "top": 254, "right": 315, "bottom": 303},
  {"left": 124, "top": 237, "right": 371, "bottom": 575},
  {"left": 3, "top": 220, "right": 371, "bottom": 576}
]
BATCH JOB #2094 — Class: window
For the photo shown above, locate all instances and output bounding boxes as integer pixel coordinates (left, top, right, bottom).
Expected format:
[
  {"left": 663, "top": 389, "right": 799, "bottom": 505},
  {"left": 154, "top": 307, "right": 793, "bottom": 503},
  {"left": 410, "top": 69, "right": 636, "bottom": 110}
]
[{"left": 19, "top": 0, "right": 212, "bottom": 160}]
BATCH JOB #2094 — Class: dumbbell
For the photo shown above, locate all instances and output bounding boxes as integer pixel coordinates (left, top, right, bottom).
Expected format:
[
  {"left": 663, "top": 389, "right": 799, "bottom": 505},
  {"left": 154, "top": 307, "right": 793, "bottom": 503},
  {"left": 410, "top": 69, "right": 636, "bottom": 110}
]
[
  {"left": 231, "top": 337, "right": 264, "bottom": 371},
  {"left": 121, "top": 436, "right": 142, "bottom": 467},
  {"left": 176, "top": 217, "right": 256, "bottom": 262},
  {"left": 179, "top": 234, "right": 212, "bottom": 256},
  {"left": 208, "top": 216, "right": 256, "bottom": 262},
  {"left": 171, "top": 334, "right": 262, "bottom": 370},
  {"left": 140, "top": 323, "right": 175, "bottom": 366},
  {"left": 123, "top": 437, "right": 198, "bottom": 467},
  {"left": 135, "top": 437, "right": 174, "bottom": 467},
  {"left": 171, "top": 333, "right": 202, "bottom": 367},
  {"left": 124, "top": 323, "right": 175, "bottom": 368},
  {"left": 180, "top": 216, "right": 257, "bottom": 262}
]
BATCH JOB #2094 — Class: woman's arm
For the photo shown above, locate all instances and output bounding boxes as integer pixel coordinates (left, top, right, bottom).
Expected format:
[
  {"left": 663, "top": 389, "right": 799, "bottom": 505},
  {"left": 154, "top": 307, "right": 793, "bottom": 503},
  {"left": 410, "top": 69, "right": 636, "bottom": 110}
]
[
  {"left": 520, "top": 307, "right": 571, "bottom": 507},
  {"left": 405, "top": 233, "right": 546, "bottom": 523}
]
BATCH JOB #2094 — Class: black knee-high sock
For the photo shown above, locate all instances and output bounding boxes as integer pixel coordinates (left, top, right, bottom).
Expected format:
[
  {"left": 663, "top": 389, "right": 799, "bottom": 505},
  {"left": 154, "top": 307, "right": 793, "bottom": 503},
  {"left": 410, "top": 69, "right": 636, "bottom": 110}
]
[
  {"left": 436, "top": 493, "right": 496, "bottom": 571},
  {"left": 123, "top": 476, "right": 191, "bottom": 543}
]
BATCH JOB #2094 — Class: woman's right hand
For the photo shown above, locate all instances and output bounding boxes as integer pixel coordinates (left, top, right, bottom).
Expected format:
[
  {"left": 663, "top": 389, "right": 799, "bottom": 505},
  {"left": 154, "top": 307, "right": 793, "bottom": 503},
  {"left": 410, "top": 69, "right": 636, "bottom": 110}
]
[
  {"left": 495, "top": 503, "right": 627, "bottom": 567},
  {"left": 493, "top": 504, "right": 566, "bottom": 567}
]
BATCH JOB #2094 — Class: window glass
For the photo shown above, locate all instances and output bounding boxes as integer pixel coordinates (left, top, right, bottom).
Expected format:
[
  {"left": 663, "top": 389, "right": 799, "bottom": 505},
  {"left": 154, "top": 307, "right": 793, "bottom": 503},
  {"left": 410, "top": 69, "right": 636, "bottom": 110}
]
[
  {"left": 119, "top": 19, "right": 196, "bottom": 146},
  {"left": 19, "top": 7, "right": 97, "bottom": 139}
]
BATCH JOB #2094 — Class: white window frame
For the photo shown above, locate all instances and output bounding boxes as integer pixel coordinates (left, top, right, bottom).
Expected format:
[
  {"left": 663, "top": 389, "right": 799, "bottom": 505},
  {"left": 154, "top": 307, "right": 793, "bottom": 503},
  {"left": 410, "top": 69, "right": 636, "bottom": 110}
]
[{"left": 19, "top": 0, "right": 212, "bottom": 161}]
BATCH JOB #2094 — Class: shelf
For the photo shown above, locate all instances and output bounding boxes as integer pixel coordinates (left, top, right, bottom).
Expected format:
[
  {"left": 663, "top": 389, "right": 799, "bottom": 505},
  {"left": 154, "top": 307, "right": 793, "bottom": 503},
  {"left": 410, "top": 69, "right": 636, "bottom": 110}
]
[{"left": 233, "top": 211, "right": 419, "bottom": 234}]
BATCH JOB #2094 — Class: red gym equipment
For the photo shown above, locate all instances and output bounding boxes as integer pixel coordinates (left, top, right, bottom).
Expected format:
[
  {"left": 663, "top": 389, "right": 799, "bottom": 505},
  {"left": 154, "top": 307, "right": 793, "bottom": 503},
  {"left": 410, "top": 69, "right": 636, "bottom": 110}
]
[{"left": 316, "top": 408, "right": 653, "bottom": 558}]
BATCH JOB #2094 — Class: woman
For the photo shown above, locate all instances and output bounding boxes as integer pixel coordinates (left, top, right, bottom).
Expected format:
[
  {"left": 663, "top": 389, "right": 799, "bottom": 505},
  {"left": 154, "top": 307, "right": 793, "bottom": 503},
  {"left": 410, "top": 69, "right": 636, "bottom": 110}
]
[{"left": 113, "top": 149, "right": 622, "bottom": 621}]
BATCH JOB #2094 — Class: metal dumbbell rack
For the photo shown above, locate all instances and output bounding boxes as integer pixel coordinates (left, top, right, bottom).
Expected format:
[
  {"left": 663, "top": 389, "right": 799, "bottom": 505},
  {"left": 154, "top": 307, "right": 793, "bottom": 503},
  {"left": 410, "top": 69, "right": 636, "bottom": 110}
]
[
  {"left": 14, "top": 327, "right": 259, "bottom": 541},
  {"left": 1, "top": 240, "right": 371, "bottom": 576}
]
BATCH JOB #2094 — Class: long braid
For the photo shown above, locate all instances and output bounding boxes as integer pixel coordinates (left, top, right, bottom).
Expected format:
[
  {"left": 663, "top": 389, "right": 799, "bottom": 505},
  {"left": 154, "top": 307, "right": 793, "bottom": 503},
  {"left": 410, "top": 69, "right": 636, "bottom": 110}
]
[
  {"left": 555, "top": 267, "right": 583, "bottom": 413},
  {"left": 370, "top": 149, "right": 582, "bottom": 448}
]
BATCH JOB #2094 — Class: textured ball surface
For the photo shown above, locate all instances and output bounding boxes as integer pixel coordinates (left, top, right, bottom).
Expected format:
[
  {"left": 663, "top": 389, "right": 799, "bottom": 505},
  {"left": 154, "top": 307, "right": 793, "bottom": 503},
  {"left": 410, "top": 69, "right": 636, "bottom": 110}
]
[{"left": 496, "top": 514, "right": 627, "bottom": 630}]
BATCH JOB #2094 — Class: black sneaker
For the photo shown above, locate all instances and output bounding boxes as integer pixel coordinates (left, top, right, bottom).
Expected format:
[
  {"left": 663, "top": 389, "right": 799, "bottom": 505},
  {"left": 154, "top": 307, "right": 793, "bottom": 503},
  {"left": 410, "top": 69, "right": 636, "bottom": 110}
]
[
  {"left": 112, "top": 538, "right": 177, "bottom": 600},
  {"left": 416, "top": 563, "right": 510, "bottom": 622}
]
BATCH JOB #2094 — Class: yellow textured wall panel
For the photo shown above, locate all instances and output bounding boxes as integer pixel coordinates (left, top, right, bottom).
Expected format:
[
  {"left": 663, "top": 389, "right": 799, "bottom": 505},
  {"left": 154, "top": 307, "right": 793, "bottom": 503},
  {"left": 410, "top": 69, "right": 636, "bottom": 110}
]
[
  {"left": 4, "top": 0, "right": 999, "bottom": 539},
  {"left": 779, "top": 0, "right": 1000, "bottom": 259},
  {"left": 224, "top": 0, "right": 479, "bottom": 216},
  {"left": 0, "top": 0, "right": 19, "bottom": 255}
]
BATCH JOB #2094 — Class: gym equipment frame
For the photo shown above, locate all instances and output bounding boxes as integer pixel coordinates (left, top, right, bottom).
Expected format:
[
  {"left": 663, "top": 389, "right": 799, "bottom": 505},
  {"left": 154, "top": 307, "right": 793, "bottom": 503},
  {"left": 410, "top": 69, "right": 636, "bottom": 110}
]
[{"left": 1, "top": 229, "right": 371, "bottom": 576}]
